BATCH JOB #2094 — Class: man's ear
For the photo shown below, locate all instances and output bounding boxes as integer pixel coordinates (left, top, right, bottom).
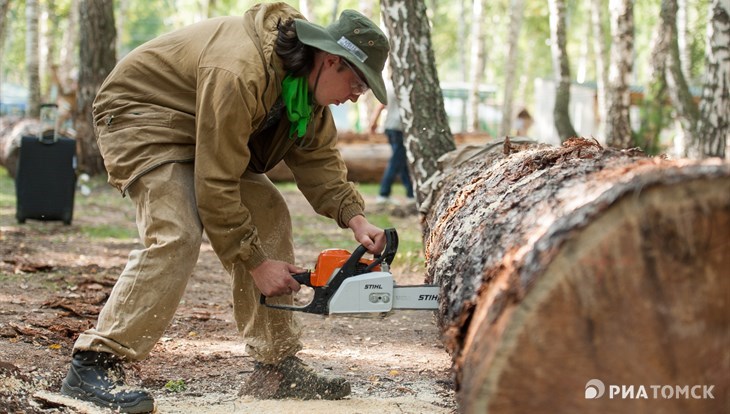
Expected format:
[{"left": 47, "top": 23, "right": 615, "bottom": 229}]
[{"left": 324, "top": 53, "right": 341, "bottom": 69}]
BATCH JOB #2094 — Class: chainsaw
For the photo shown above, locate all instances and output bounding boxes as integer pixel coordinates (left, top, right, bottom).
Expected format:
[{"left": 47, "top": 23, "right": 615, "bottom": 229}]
[{"left": 260, "top": 228, "right": 439, "bottom": 315}]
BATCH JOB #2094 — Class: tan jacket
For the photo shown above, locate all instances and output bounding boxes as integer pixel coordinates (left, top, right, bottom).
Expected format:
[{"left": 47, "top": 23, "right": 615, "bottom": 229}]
[{"left": 93, "top": 2, "right": 364, "bottom": 271}]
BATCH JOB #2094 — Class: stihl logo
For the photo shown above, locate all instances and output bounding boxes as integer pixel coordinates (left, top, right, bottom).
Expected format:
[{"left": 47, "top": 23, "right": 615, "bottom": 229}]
[
  {"left": 419, "top": 294, "right": 439, "bottom": 301},
  {"left": 365, "top": 284, "right": 383, "bottom": 289}
]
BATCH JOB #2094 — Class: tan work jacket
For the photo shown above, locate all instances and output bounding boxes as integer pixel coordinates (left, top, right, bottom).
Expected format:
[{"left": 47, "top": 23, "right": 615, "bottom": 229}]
[{"left": 93, "top": 2, "right": 364, "bottom": 271}]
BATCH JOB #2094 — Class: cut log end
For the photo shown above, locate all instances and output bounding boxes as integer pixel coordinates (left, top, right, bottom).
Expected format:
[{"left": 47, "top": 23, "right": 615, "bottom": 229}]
[{"left": 459, "top": 177, "right": 730, "bottom": 413}]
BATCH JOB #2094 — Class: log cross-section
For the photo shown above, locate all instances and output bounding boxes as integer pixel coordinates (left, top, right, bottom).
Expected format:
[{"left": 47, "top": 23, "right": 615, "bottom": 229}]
[{"left": 424, "top": 138, "right": 730, "bottom": 413}]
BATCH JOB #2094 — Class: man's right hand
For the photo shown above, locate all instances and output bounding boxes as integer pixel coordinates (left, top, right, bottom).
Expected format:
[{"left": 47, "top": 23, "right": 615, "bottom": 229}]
[{"left": 250, "top": 259, "right": 304, "bottom": 297}]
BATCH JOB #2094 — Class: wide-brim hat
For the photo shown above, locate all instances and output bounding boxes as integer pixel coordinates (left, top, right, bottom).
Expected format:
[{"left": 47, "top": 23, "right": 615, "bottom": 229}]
[{"left": 295, "top": 10, "right": 390, "bottom": 104}]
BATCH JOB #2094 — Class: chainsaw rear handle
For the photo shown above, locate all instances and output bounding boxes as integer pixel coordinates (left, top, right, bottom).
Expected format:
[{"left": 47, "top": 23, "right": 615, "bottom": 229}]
[{"left": 260, "top": 228, "right": 398, "bottom": 314}]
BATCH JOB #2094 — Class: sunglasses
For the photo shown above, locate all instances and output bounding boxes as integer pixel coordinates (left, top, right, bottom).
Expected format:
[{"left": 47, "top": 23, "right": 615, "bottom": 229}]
[{"left": 341, "top": 59, "right": 370, "bottom": 96}]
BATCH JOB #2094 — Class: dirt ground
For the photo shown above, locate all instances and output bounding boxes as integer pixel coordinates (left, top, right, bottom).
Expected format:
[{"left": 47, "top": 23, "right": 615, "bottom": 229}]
[{"left": 0, "top": 178, "right": 455, "bottom": 413}]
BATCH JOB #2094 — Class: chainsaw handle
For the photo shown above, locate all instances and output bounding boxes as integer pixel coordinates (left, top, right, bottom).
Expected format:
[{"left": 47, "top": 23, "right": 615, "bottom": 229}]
[{"left": 291, "top": 271, "right": 312, "bottom": 287}]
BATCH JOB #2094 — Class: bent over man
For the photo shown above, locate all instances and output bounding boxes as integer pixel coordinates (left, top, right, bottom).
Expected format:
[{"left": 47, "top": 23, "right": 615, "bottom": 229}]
[{"left": 60, "top": 3, "right": 391, "bottom": 412}]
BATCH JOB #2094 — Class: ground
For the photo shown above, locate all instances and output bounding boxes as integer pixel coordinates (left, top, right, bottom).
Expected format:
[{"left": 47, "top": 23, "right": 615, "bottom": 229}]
[{"left": 0, "top": 173, "right": 455, "bottom": 413}]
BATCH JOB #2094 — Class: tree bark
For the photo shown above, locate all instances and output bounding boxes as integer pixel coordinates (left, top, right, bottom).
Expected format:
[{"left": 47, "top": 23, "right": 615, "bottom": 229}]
[
  {"left": 467, "top": 0, "right": 486, "bottom": 132},
  {"left": 590, "top": 0, "right": 609, "bottom": 142},
  {"left": 380, "top": 0, "right": 456, "bottom": 207},
  {"left": 664, "top": 0, "right": 700, "bottom": 146},
  {"left": 693, "top": 0, "right": 730, "bottom": 159},
  {"left": 75, "top": 0, "right": 116, "bottom": 175},
  {"left": 548, "top": 0, "right": 578, "bottom": 141},
  {"left": 423, "top": 137, "right": 730, "bottom": 413},
  {"left": 25, "top": 0, "right": 41, "bottom": 118},
  {"left": 499, "top": 0, "right": 525, "bottom": 138},
  {"left": 637, "top": 0, "right": 671, "bottom": 154},
  {"left": 605, "top": 0, "right": 634, "bottom": 148}
]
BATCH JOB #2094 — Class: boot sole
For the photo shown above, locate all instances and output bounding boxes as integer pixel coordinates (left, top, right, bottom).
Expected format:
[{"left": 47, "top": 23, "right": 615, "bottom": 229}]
[{"left": 61, "top": 382, "right": 156, "bottom": 414}]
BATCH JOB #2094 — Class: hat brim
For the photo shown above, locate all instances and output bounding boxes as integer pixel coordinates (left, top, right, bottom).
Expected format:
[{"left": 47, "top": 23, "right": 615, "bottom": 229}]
[{"left": 296, "top": 19, "right": 387, "bottom": 105}]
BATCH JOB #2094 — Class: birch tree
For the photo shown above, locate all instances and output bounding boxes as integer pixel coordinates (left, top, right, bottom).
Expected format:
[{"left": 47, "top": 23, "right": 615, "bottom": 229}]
[
  {"left": 664, "top": 0, "right": 700, "bottom": 146},
  {"left": 590, "top": 0, "right": 608, "bottom": 140},
  {"left": 548, "top": 0, "right": 577, "bottom": 141},
  {"left": 467, "top": 0, "right": 486, "bottom": 132},
  {"left": 605, "top": 0, "right": 634, "bottom": 148},
  {"left": 25, "top": 0, "right": 41, "bottom": 118},
  {"left": 693, "top": 0, "right": 730, "bottom": 158},
  {"left": 638, "top": 0, "right": 671, "bottom": 154},
  {"left": 499, "top": 0, "right": 525, "bottom": 137},
  {"left": 380, "top": 0, "right": 456, "bottom": 207}
]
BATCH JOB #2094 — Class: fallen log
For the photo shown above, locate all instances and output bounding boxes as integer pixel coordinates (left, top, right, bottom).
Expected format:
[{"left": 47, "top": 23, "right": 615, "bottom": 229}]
[{"left": 423, "top": 138, "right": 730, "bottom": 413}]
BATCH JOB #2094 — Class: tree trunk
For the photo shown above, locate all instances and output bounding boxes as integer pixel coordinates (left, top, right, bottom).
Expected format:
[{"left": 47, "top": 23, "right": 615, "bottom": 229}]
[
  {"left": 423, "top": 137, "right": 730, "bottom": 413},
  {"left": 693, "top": 0, "right": 730, "bottom": 159},
  {"left": 664, "top": 0, "right": 700, "bottom": 146},
  {"left": 637, "top": 0, "right": 671, "bottom": 154},
  {"left": 25, "top": 0, "right": 41, "bottom": 118},
  {"left": 467, "top": 0, "right": 486, "bottom": 132},
  {"left": 499, "top": 0, "right": 525, "bottom": 138},
  {"left": 0, "top": 0, "right": 11, "bottom": 103},
  {"left": 605, "top": 0, "right": 634, "bottom": 148},
  {"left": 548, "top": 0, "right": 578, "bottom": 141},
  {"left": 380, "top": 0, "right": 456, "bottom": 207},
  {"left": 590, "top": 0, "right": 608, "bottom": 142},
  {"left": 75, "top": 0, "right": 116, "bottom": 175}
]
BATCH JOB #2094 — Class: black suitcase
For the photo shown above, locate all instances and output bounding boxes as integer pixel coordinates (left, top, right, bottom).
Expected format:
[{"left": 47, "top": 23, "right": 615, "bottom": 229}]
[{"left": 15, "top": 104, "right": 77, "bottom": 225}]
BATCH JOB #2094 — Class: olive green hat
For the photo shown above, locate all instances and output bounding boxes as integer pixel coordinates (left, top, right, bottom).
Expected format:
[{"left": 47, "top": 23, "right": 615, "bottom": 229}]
[{"left": 295, "top": 10, "right": 390, "bottom": 104}]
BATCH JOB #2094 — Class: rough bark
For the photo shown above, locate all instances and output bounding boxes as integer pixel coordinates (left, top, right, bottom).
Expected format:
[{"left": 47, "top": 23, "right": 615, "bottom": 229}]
[
  {"left": 423, "top": 137, "right": 730, "bottom": 413},
  {"left": 75, "top": 0, "right": 116, "bottom": 175},
  {"left": 605, "top": 0, "right": 634, "bottom": 148},
  {"left": 693, "top": 0, "right": 730, "bottom": 159},
  {"left": 548, "top": 0, "right": 578, "bottom": 141},
  {"left": 380, "top": 0, "right": 456, "bottom": 207}
]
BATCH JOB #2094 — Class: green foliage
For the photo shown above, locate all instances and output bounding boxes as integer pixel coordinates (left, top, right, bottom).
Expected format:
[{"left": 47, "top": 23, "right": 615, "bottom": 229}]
[
  {"left": 164, "top": 379, "right": 187, "bottom": 393},
  {"left": 0, "top": 168, "right": 13, "bottom": 209}
]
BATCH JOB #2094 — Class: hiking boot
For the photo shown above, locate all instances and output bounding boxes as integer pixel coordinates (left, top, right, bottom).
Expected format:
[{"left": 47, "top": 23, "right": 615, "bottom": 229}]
[
  {"left": 240, "top": 356, "right": 350, "bottom": 400},
  {"left": 60, "top": 351, "right": 155, "bottom": 413}
]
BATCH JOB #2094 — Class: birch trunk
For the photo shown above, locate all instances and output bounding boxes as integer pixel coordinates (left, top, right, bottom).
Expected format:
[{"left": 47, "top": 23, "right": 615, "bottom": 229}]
[
  {"left": 467, "top": 0, "right": 486, "bottom": 132},
  {"left": 693, "top": 0, "right": 730, "bottom": 159},
  {"left": 25, "top": 0, "right": 41, "bottom": 118},
  {"left": 605, "top": 0, "right": 634, "bottom": 148},
  {"left": 590, "top": 0, "right": 608, "bottom": 141},
  {"left": 548, "top": 0, "right": 578, "bottom": 141},
  {"left": 380, "top": 0, "right": 456, "bottom": 207},
  {"left": 499, "top": 0, "right": 525, "bottom": 138}
]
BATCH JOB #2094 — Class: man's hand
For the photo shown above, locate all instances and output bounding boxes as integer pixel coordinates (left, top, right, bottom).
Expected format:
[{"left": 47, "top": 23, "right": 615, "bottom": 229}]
[
  {"left": 250, "top": 260, "right": 305, "bottom": 297},
  {"left": 347, "top": 215, "right": 385, "bottom": 254}
]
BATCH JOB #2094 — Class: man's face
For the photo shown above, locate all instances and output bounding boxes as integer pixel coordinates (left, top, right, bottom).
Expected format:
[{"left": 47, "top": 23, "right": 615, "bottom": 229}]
[{"left": 311, "top": 54, "right": 370, "bottom": 106}]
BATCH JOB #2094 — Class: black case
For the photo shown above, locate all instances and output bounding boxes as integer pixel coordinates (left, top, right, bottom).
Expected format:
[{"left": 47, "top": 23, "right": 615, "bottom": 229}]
[{"left": 15, "top": 104, "right": 77, "bottom": 225}]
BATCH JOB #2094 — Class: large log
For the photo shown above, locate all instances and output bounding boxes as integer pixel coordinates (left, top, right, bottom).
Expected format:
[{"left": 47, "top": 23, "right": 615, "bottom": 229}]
[{"left": 423, "top": 138, "right": 730, "bottom": 413}]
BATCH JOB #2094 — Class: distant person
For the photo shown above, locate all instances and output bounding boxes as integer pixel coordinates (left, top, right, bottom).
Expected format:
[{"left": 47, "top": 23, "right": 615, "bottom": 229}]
[
  {"left": 59, "top": 4, "right": 391, "bottom": 412},
  {"left": 515, "top": 108, "right": 533, "bottom": 136},
  {"left": 369, "top": 83, "right": 414, "bottom": 205}
]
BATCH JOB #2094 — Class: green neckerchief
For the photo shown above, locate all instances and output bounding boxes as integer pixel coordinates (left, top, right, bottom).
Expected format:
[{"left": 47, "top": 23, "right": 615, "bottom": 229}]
[{"left": 281, "top": 74, "right": 312, "bottom": 139}]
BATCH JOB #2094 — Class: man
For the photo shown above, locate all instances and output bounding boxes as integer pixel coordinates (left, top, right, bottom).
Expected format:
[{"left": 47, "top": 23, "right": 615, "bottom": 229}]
[{"left": 60, "top": 3, "right": 391, "bottom": 412}]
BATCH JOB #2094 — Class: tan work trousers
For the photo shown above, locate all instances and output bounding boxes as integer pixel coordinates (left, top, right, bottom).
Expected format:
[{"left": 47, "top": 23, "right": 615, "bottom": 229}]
[{"left": 73, "top": 162, "right": 302, "bottom": 364}]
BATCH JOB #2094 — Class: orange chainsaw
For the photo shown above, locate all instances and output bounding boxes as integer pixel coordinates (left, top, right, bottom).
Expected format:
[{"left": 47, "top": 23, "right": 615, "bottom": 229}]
[{"left": 260, "top": 228, "right": 439, "bottom": 314}]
